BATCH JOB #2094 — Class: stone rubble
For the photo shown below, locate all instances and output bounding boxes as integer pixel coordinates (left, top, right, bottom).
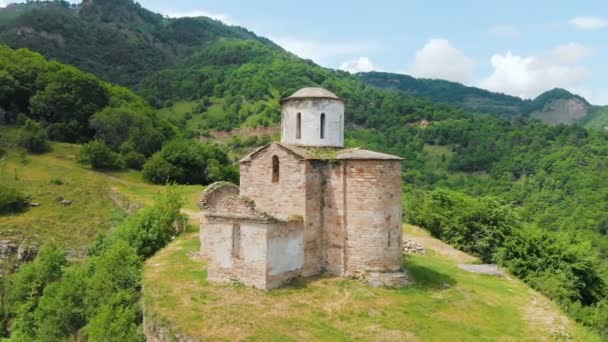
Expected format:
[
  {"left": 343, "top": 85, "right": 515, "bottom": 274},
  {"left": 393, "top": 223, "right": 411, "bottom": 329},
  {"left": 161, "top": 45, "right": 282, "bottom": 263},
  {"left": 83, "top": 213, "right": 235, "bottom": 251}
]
[{"left": 402, "top": 239, "right": 426, "bottom": 254}]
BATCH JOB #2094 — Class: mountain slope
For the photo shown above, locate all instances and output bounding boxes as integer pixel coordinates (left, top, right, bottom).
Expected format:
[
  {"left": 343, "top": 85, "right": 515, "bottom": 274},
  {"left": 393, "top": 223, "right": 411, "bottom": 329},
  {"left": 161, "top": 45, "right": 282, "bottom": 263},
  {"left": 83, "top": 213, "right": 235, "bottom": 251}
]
[
  {"left": 358, "top": 71, "right": 596, "bottom": 126},
  {"left": 0, "top": 0, "right": 275, "bottom": 86},
  {"left": 582, "top": 106, "right": 608, "bottom": 130}
]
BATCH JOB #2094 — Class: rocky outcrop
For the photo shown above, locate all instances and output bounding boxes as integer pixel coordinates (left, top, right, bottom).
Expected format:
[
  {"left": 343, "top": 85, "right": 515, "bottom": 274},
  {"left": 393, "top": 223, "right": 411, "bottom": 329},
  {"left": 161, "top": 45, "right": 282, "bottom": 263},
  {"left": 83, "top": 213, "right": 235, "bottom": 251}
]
[
  {"left": 0, "top": 233, "right": 39, "bottom": 276},
  {"left": 143, "top": 314, "right": 197, "bottom": 342},
  {"left": 402, "top": 239, "right": 426, "bottom": 254}
]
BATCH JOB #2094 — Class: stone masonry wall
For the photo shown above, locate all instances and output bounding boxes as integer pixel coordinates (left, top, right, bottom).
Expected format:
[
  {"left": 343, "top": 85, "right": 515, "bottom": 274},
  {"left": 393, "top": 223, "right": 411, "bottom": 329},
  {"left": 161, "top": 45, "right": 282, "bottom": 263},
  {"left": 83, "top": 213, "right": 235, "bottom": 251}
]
[
  {"left": 320, "top": 162, "right": 346, "bottom": 275},
  {"left": 240, "top": 144, "right": 306, "bottom": 220},
  {"left": 205, "top": 216, "right": 269, "bottom": 289},
  {"left": 266, "top": 220, "right": 305, "bottom": 288},
  {"left": 343, "top": 160, "right": 403, "bottom": 276}
]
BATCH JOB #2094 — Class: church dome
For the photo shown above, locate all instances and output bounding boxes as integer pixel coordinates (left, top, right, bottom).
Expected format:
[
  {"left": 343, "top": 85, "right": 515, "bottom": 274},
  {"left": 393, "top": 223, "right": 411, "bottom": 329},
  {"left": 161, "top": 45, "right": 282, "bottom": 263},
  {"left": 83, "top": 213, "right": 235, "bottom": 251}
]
[{"left": 281, "top": 87, "right": 343, "bottom": 103}]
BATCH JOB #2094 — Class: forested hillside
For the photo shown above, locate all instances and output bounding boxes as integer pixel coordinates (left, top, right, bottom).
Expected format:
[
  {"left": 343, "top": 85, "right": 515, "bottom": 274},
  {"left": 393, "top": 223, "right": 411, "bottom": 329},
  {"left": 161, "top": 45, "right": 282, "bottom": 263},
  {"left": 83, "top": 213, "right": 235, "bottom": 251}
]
[
  {"left": 0, "top": 0, "right": 607, "bottom": 339},
  {"left": 359, "top": 71, "right": 602, "bottom": 126},
  {"left": 0, "top": 0, "right": 275, "bottom": 86}
]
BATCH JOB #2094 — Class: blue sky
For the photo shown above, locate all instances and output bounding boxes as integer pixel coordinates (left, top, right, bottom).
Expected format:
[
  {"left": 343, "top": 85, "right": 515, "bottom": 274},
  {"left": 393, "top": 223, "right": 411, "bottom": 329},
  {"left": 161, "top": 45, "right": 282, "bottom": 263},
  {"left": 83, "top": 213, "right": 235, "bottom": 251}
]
[{"left": 3, "top": 0, "right": 608, "bottom": 103}]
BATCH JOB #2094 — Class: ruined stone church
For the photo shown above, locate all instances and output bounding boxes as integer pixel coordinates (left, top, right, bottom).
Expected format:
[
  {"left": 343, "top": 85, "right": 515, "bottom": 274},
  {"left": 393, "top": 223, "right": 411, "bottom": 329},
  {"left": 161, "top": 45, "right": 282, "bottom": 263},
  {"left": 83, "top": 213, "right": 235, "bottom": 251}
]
[{"left": 199, "top": 87, "right": 407, "bottom": 290}]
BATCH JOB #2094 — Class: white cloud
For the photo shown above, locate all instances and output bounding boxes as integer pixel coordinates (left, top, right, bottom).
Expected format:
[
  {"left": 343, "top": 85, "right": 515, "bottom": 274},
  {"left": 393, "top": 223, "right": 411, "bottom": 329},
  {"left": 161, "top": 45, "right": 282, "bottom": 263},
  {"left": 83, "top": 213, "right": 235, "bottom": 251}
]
[
  {"left": 573, "top": 87, "right": 608, "bottom": 105},
  {"left": 489, "top": 25, "right": 520, "bottom": 39},
  {"left": 339, "top": 57, "right": 376, "bottom": 73},
  {"left": 569, "top": 16, "right": 608, "bottom": 30},
  {"left": 480, "top": 43, "right": 593, "bottom": 99},
  {"left": 271, "top": 36, "right": 374, "bottom": 65},
  {"left": 164, "top": 10, "right": 234, "bottom": 25},
  {"left": 407, "top": 39, "right": 473, "bottom": 83},
  {"left": 0, "top": 0, "right": 18, "bottom": 7}
]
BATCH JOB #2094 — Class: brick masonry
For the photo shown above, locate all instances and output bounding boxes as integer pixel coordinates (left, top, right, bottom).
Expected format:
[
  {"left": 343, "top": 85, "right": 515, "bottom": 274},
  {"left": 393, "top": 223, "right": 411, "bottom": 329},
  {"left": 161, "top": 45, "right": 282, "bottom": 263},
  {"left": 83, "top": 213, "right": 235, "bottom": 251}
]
[{"left": 200, "top": 143, "right": 404, "bottom": 290}]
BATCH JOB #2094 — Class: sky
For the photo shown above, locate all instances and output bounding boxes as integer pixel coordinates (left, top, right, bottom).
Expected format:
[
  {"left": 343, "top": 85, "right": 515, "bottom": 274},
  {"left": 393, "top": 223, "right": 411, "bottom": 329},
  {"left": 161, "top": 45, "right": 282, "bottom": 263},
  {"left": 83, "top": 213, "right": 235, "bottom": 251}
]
[{"left": 2, "top": 0, "right": 608, "bottom": 104}]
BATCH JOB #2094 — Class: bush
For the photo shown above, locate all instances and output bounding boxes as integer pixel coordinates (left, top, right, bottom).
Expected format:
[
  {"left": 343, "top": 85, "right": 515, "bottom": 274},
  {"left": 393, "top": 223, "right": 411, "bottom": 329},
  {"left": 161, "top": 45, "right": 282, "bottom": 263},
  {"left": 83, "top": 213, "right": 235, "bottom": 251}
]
[
  {"left": 123, "top": 151, "right": 147, "bottom": 170},
  {"left": 17, "top": 119, "right": 49, "bottom": 153},
  {"left": 115, "top": 188, "right": 184, "bottom": 258},
  {"left": 46, "top": 121, "right": 88, "bottom": 143},
  {"left": 142, "top": 139, "right": 237, "bottom": 185},
  {"left": 142, "top": 154, "right": 180, "bottom": 184},
  {"left": 414, "top": 189, "right": 516, "bottom": 262},
  {"left": 79, "top": 140, "right": 124, "bottom": 169},
  {"left": 0, "top": 183, "right": 28, "bottom": 214},
  {"left": 495, "top": 226, "right": 606, "bottom": 305},
  {"left": 5, "top": 189, "right": 183, "bottom": 340}
]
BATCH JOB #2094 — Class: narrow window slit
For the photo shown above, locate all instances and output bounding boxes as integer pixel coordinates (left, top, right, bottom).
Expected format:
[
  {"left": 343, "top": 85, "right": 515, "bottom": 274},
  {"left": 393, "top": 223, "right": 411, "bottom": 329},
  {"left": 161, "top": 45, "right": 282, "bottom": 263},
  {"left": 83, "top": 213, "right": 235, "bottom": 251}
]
[
  {"left": 320, "top": 113, "right": 326, "bottom": 139},
  {"left": 272, "top": 155, "right": 280, "bottom": 183},
  {"left": 296, "top": 112, "right": 302, "bottom": 140}
]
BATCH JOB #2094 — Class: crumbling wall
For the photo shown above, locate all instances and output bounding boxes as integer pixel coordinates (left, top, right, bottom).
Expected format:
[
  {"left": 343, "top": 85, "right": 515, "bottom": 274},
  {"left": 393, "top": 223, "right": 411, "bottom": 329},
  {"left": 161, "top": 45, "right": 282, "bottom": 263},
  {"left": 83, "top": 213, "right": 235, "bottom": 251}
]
[
  {"left": 198, "top": 182, "right": 239, "bottom": 258},
  {"left": 205, "top": 216, "right": 269, "bottom": 289},
  {"left": 266, "top": 220, "right": 305, "bottom": 288}
]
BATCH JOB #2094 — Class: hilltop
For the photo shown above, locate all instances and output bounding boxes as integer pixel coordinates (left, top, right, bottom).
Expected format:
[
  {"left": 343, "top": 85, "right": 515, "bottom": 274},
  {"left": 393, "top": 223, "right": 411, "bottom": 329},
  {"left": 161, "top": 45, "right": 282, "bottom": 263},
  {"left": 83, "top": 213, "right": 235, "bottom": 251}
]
[
  {"left": 143, "top": 225, "right": 601, "bottom": 341},
  {"left": 0, "top": 0, "right": 607, "bottom": 338},
  {"left": 359, "top": 71, "right": 606, "bottom": 127}
]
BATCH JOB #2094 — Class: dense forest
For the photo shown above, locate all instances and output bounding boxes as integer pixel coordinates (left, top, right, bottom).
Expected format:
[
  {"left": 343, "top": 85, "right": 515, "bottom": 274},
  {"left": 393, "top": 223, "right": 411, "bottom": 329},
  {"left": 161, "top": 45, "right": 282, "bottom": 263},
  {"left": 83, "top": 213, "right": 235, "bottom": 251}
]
[
  {"left": 0, "top": 0, "right": 275, "bottom": 86},
  {"left": 0, "top": 0, "right": 607, "bottom": 339}
]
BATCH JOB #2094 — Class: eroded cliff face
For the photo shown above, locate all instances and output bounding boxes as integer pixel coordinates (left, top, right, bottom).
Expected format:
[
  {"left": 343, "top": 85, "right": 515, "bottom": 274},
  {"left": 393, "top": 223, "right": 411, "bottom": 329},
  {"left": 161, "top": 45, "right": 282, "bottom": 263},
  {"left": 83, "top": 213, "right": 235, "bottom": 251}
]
[
  {"left": 530, "top": 98, "right": 590, "bottom": 125},
  {"left": 0, "top": 231, "right": 38, "bottom": 276},
  {"left": 143, "top": 314, "right": 197, "bottom": 342}
]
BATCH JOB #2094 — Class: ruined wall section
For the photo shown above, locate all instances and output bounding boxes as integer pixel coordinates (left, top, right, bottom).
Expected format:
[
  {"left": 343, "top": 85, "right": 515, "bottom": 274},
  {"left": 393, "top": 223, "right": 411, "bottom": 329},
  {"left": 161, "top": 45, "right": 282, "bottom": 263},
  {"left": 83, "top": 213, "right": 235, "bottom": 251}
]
[
  {"left": 266, "top": 220, "right": 305, "bottom": 288},
  {"left": 343, "top": 160, "right": 403, "bottom": 276}
]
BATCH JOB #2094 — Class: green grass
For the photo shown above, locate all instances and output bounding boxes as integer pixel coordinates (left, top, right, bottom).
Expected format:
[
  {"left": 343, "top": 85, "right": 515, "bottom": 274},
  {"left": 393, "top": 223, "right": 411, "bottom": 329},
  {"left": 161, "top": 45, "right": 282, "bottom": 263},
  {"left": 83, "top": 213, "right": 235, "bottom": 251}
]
[
  {"left": 422, "top": 144, "right": 453, "bottom": 170},
  {"left": 143, "top": 226, "right": 601, "bottom": 341},
  {"left": 156, "top": 99, "right": 228, "bottom": 133},
  {"left": 0, "top": 125, "right": 203, "bottom": 248},
  {"left": 0, "top": 141, "right": 125, "bottom": 249}
]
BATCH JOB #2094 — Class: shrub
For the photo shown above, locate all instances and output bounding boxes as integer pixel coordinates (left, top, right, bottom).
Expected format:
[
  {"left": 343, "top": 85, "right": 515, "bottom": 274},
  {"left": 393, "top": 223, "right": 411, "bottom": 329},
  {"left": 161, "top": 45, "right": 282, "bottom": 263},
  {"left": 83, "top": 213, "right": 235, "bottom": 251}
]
[
  {"left": 5, "top": 189, "right": 183, "bottom": 340},
  {"left": 415, "top": 189, "right": 516, "bottom": 262},
  {"left": 123, "top": 151, "right": 147, "bottom": 170},
  {"left": 17, "top": 119, "right": 49, "bottom": 153},
  {"left": 115, "top": 188, "right": 185, "bottom": 258},
  {"left": 79, "top": 140, "right": 124, "bottom": 169},
  {"left": 495, "top": 226, "right": 606, "bottom": 305},
  {"left": 142, "top": 139, "right": 237, "bottom": 185},
  {"left": 46, "top": 121, "right": 88, "bottom": 143},
  {"left": 0, "top": 183, "right": 28, "bottom": 214},
  {"left": 142, "top": 154, "right": 179, "bottom": 184}
]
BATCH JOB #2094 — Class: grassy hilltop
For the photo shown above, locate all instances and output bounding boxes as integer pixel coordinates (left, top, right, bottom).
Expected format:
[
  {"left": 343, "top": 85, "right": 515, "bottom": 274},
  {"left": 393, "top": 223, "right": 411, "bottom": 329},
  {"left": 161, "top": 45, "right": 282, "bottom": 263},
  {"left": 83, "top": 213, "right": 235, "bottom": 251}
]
[{"left": 143, "top": 225, "right": 601, "bottom": 341}]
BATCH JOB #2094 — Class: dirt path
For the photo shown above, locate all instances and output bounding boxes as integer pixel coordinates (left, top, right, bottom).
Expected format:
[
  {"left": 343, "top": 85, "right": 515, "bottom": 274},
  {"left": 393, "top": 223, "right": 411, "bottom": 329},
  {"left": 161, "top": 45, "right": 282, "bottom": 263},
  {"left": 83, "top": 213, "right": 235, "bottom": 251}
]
[{"left": 405, "top": 224, "right": 577, "bottom": 341}]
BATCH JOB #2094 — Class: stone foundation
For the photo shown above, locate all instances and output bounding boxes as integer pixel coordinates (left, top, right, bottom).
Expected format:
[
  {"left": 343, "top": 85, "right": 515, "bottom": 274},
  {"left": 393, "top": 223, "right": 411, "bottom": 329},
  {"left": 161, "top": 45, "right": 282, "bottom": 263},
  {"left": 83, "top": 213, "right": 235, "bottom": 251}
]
[{"left": 365, "top": 271, "right": 411, "bottom": 288}]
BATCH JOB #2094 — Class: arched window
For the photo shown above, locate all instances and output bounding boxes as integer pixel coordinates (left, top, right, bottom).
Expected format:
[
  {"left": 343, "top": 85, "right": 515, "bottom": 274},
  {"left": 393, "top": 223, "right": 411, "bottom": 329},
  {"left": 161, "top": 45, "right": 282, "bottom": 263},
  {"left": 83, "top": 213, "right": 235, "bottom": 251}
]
[
  {"left": 296, "top": 113, "right": 302, "bottom": 140},
  {"left": 272, "top": 155, "right": 279, "bottom": 183},
  {"left": 320, "top": 113, "right": 326, "bottom": 139}
]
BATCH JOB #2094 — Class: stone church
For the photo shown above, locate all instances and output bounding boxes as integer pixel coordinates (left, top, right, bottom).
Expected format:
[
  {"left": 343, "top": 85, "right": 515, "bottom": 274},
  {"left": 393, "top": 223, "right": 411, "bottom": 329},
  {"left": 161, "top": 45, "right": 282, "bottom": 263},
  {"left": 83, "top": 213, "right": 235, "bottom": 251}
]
[{"left": 199, "top": 87, "right": 407, "bottom": 290}]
